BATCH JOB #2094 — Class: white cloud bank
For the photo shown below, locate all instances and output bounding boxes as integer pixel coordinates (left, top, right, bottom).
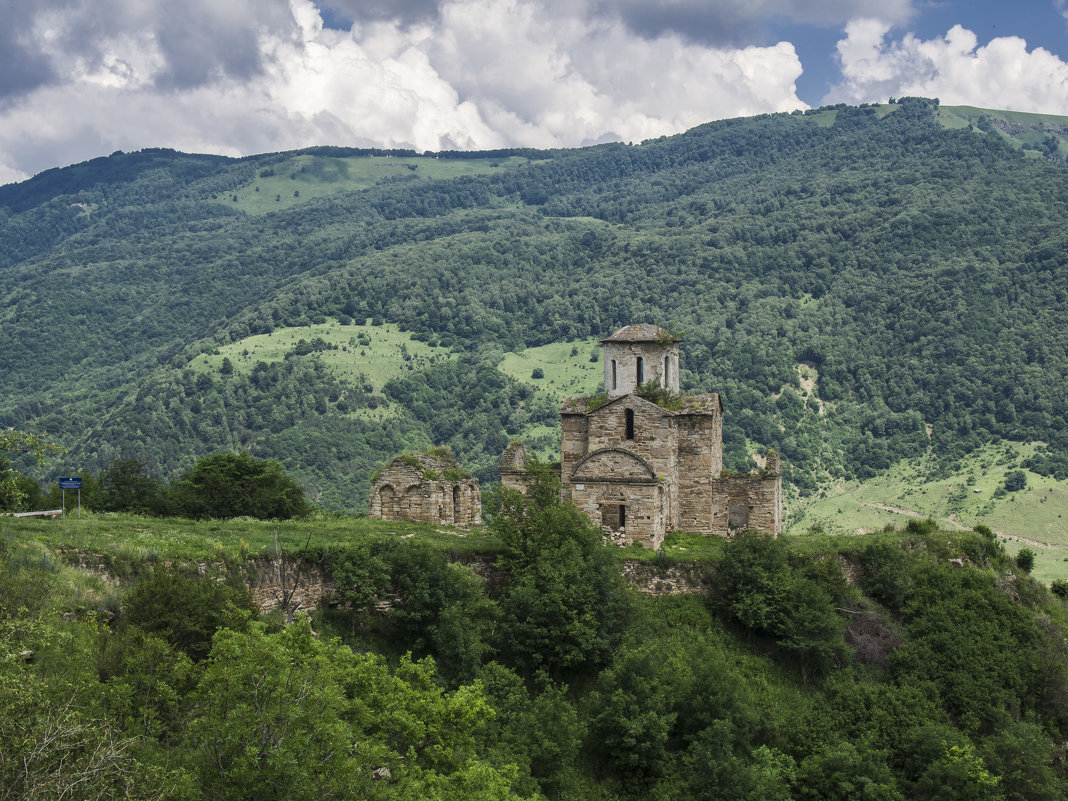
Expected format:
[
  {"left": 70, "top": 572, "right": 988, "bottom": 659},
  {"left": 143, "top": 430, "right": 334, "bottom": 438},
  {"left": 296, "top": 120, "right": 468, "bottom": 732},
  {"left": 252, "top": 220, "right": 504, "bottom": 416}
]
[
  {"left": 828, "top": 18, "right": 1068, "bottom": 113},
  {"left": 0, "top": 0, "right": 807, "bottom": 183}
]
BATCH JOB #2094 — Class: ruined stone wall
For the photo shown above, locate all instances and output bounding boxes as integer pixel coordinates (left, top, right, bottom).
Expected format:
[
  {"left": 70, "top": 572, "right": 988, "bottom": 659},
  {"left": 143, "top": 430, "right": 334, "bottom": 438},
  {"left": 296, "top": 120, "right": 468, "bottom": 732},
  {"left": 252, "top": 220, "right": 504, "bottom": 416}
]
[
  {"left": 675, "top": 413, "right": 721, "bottom": 534},
  {"left": 560, "top": 412, "right": 589, "bottom": 502},
  {"left": 499, "top": 441, "right": 528, "bottom": 493},
  {"left": 370, "top": 459, "right": 481, "bottom": 527},
  {"left": 570, "top": 479, "right": 665, "bottom": 549},
  {"left": 500, "top": 470, "right": 527, "bottom": 493},
  {"left": 709, "top": 472, "right": 782, "bottom": 536}
]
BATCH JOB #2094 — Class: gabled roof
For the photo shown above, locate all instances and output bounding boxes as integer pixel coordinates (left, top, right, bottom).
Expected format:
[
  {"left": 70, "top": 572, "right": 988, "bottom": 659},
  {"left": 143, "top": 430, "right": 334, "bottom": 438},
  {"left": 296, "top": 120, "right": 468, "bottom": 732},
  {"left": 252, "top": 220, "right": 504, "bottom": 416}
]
[
  {"left": 560, "top": 391, "right": 722, "bottom": 416},
  {"left": 600, "top": 323, "right": 681, "bottom": 344}
]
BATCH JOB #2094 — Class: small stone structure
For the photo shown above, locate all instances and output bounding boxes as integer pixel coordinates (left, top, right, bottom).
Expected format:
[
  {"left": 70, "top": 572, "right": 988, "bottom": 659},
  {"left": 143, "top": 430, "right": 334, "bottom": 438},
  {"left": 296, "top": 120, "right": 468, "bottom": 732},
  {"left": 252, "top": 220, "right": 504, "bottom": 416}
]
[
  {"left": 369, "top": 451, "right": 481, "bottom": 527},
  {"left": 507, "top": 324, "right": 783, "bottom": 548},
  {"left": 499, "top": 440, "right": 529, "bottom": 493}
]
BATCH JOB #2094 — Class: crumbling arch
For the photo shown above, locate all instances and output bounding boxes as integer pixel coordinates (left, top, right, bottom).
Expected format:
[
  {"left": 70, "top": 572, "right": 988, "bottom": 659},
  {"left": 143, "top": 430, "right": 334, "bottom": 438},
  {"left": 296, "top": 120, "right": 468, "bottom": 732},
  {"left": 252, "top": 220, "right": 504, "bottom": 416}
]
[{"left": 571, "top": 448, "right": 657, "bottom": 482}]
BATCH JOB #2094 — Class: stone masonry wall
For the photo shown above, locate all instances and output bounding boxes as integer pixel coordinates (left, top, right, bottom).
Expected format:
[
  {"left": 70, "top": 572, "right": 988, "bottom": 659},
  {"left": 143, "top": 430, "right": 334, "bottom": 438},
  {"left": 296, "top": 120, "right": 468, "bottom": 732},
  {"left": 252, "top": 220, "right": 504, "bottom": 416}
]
[
  {"left": 370, "top": 456, "right": 481, "bottom": 527},
  {"left": 585, "top": 397, "right": 678, "bottom": 523},
  {"left": 675, "top": 414, "right": 722, "bottom": 534},
  {"left": 499, "top": 441, "right": 528, "bottom": 493},
  {"left": 709, "top": 473, "right": 783, "bottom": 536},
  {"left": 587, "top": 397, "right": 676, "bottom": 471},
  {"left": 603, "top": 340, "right": 680, "bottom": 398},
  {"left": 560, "top": 413, "right": 589, "bottom": 503},
  {"left": 570, "top": 479, "right": 665, "bottom": 549}
]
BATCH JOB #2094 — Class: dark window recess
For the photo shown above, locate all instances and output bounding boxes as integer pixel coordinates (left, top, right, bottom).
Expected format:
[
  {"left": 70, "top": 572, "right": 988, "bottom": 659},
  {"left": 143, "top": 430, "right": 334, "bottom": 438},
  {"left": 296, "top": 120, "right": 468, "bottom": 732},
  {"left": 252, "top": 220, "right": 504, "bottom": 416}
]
[
  {"left": 625, "top": 408, "right": 635, "bottom": 440},
  {"left": 637, "top": 356, "right": 644, "bottom": 384},
  {"left": 619, "top": 505, "right": 626, "bottom": 529},
  {"left": 601, "top": 504, "right": 622, "bottom": 529},
  {"left": 612, "top": 359, "right": 617, "bottom": 390}
]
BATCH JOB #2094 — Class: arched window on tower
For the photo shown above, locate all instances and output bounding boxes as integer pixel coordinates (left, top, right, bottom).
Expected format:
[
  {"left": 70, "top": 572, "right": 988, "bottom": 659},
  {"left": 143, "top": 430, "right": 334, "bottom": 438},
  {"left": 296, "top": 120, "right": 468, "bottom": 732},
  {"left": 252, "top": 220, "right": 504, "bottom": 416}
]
[
  {"left": 636, "top": 356, "right": 644, "bottom": 385},
  {"left": 611, "top": 359, "right": 617, "bottom": 390},
  {"left": 625, "top": 408, "right": 635, "bottom": 440},
  {"left": 663, "top": 355, "right": 669, "bottom": 387}
]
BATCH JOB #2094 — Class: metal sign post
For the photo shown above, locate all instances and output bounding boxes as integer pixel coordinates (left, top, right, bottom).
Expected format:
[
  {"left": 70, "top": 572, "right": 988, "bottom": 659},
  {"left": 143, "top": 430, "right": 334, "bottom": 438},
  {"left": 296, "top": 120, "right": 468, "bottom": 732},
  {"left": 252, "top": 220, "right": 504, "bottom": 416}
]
[{"left": 58, "top": 477, "right": 83, "bottom": 518}]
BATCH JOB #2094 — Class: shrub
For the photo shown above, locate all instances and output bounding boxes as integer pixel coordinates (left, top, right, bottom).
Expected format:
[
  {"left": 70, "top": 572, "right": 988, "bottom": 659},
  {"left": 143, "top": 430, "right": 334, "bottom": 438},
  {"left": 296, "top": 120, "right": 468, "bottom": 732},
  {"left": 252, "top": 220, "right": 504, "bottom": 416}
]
[
  {"left": 122, "top": 567, "right": 256, "bottom": 660},
  {"left": 585, "top": 391, "right": 608, "bottom": 412},
  {"left": 1004, "top": 470, "right": 1027, "bottom": 493},
  {"left": 904, "top": 518, "right": 938, "bottom": 536},
  {"left": 636, "top": 381, "right": 685, "bottom": 410},
  {"left": 168, "top": 452, "right": 309, "bottom": 520}
]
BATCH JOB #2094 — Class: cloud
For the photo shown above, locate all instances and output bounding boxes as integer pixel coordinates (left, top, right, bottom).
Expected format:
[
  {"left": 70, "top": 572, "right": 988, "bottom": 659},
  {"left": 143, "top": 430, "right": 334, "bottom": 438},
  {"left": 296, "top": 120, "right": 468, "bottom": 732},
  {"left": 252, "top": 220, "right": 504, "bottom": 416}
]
[
  {"left": 0, "top": 0, "right": 294, "bottom": 101},
  {"left": 0, "top": 0, "right": 809, "bottom": 182},
  {"left": 827, "top": 18, "right": 1068, "bottom": 113},
  {"left": 0, "top": 3, "right": 58, "bottom": 100}
]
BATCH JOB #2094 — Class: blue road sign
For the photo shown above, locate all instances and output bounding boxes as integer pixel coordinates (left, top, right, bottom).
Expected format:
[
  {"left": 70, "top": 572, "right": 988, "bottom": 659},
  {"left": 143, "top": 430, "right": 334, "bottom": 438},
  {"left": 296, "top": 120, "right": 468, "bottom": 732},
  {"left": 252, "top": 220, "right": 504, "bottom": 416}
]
[{"left": 58, "top": 477, "right": 82, "bottom": 489}]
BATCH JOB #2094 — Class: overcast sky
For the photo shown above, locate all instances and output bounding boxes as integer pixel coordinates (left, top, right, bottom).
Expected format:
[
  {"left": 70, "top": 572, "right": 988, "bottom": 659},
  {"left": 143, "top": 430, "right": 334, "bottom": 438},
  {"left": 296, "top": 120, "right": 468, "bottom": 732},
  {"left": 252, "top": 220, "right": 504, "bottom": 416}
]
[{"left": 2, "top": 0, "right": 1068, "bottom": 185}]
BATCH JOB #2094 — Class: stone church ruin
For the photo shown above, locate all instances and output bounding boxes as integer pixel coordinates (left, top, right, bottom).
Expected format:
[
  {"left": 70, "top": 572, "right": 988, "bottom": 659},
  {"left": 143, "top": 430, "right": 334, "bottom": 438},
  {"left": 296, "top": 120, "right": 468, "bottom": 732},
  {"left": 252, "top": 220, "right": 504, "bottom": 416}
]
[
  {"left": 506, "top": 324, "right": 783, "bottom": 548},
  {"left": 369, "top": 449, "right": 481, "bottom": 527}
]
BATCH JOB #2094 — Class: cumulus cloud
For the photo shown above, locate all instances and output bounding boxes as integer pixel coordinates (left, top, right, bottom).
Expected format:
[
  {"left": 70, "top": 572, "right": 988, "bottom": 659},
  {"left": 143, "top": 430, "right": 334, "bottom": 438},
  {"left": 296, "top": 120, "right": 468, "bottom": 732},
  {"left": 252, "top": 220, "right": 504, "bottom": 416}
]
[
  {"left": 6, "top": 0, "right": 294, "bottom": 99},
  {"left": 0, "top": 0, "right": 810, "bottom": 182},
  {"left": 827, "top": 18, "right": 1068, "bottom": 113}
]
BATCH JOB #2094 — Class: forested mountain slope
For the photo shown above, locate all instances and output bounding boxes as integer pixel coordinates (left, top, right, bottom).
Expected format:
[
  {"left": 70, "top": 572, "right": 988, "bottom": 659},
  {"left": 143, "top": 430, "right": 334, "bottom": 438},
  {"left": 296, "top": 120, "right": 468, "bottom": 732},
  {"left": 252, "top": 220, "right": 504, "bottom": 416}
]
[{"left": 2, "top": 98, "right": 1067, "bottom": 511}]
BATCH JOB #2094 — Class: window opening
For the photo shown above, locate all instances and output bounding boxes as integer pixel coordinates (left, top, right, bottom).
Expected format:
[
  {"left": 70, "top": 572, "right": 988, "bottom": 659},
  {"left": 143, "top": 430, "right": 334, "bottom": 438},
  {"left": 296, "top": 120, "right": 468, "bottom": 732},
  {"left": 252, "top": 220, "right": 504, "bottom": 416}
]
[
  {"left": 618, "top": 505, "right": 626, "bottom": 529},
  {"left": 636, "top": 356, "right": 644, "bottom": 384},
  {"left": 453, "top": 486, "right": 460, "bottom": 523},
  {"left": 663, "top": 356, "right": 670, "bottom": 387},
  {"left": 611, "top": 359, "right": 617, "bottom": 390},
  {"left": 625, "top": 408, "right": 635, "bottom": 440}
]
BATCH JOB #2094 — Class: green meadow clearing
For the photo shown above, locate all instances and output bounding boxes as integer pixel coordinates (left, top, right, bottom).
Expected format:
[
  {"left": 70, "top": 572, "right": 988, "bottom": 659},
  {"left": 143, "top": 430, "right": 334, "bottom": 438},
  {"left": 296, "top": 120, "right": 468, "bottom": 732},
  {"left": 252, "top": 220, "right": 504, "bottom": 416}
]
[
  {"left": 219, "top": 153, "right": 531, "bottom": 214},
  {"left": 791, "top": 442, "right": 1068, "bottom": 583},
  {"left": 190, "top": 320, "right": 453, "bottom": 392}
]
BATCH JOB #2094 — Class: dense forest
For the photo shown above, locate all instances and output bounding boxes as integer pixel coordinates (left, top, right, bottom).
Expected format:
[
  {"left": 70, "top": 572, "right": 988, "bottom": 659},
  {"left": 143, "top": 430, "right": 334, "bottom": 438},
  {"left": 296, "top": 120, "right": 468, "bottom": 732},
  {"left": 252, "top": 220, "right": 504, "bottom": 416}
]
[
  {"left": 4, "top": 466, "right": 1068, "bottom": 799},
  {"left": 1, "top": 98, "right": 1067, "bottom": 509}
]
